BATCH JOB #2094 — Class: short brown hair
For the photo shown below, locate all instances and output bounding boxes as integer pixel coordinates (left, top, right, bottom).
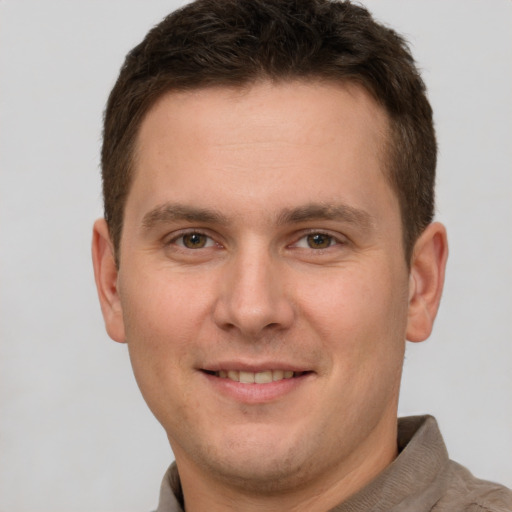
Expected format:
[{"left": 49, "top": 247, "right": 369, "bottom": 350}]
[{"left": 102, "top": 0, "right": 436, "bottom": 264}]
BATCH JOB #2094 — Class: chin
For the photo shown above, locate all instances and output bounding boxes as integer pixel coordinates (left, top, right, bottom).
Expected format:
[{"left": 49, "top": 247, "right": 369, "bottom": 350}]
[
  {"left": 205, "top": 453, "right": 313, "bottom": 494},
  {"left": 185, "top": 426, "right": 322, "bottom": 494}
]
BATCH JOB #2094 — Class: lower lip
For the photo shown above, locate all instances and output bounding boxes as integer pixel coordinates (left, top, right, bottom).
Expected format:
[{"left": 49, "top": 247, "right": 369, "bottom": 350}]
[{"left": 201, "top": 372, "right": 312, "bottom": 404}]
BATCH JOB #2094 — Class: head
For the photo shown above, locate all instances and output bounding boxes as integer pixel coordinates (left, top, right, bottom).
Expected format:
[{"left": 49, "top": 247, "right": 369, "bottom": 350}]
[
  {"left": 93, "top": 0, "right": 447, "bottom": 507},
  {"left": 102, "top": 0, "right": 436, "bottom": 266}
]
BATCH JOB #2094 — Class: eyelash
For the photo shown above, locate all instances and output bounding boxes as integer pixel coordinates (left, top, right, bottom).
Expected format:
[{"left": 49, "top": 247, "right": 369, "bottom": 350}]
[
  {"left": 166, "top": 229, "right": 346, "bottom": 252},
  {"left": 291, "top": 231, "right": 345, "bottom": 250},
  {"left": 167, "top": 230, "right": 219, "bottom": 250}
]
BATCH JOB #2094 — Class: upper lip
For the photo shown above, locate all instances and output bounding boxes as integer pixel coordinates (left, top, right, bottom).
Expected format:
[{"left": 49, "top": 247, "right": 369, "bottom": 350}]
[{"left": 199, "top": 360, "right": 313, "bottom": 373}]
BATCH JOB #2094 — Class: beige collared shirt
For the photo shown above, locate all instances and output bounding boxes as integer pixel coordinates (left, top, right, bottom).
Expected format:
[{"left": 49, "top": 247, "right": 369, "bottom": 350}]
[{"left": 155, "top": 416, "right": 512, "bottom": 512}]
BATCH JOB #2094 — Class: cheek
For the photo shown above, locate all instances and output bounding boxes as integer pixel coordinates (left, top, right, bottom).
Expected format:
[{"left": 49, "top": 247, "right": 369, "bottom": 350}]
[
  {"left": 118, "top": 269, "right": 212, "bottom": 386},
  {"left": 119, "top": 281, "right": 202, "bottom": 429},
  {"left": 121, "top": 264, "right": 212, "bottom": 336},
  {"left": 297, "top": 263, "right": 409, "bottom": 367}
]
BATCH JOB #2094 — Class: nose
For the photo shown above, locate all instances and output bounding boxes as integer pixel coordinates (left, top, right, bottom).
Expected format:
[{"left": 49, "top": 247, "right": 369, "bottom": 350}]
[{"left": 212, "top": 245, "right": 295, "bottom": 339}]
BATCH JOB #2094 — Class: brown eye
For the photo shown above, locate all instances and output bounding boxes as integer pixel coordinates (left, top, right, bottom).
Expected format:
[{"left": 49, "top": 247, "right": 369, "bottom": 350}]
[
  {"left": 182, "top": 233, "right": 209, "bottom": 249},
  {"left": 306, "top": 233, "right": 333, "bottom": 249}
]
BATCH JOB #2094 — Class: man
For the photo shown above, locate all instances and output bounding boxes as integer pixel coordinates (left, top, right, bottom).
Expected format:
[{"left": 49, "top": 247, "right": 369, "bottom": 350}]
[{"left": 91, "top": 1, "right": 512, "bottom": 511}]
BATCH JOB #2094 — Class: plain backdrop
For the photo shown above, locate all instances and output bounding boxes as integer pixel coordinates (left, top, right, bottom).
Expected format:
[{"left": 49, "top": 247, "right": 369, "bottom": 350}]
[{"left": 1, "top": 1, "right": 511, "bottom": 511}]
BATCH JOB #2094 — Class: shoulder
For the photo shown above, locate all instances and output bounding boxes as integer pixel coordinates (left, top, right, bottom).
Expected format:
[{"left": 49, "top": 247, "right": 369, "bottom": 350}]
[{"left": 433, "top": 460, "right": 512, "bottom": 512}]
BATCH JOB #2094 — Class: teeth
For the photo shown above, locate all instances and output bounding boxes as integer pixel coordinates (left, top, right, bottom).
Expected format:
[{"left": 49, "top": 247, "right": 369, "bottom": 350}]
[
  {"left": 272, "top": 370, "right": 284, "bottom": 381},
  {"left": 239, "top": 371, "right": 254, "bottom": 383},
  {"left": 214, "top": 369, "right": 300, "bottom": 383},
  {"left": 255, "top": 371, "right": 273, "bottom": 384},
  {"left": 227, "top": 370, "right": 239, "bottom": 382}
]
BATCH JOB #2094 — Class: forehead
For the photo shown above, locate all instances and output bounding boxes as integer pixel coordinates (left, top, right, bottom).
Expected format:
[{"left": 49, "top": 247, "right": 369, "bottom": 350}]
[
  {"left": 140, "top": 79, "right": 389, "bottom": 136},
  {"left": 134, "top": 80, "right": 391, "bottom": 173},
  {"left": 127, "top": 80, "right": 396, "bottom": 228}
]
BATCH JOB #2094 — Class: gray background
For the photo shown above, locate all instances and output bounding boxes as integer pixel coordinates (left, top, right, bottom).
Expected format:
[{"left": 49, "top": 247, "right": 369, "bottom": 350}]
[{"left": 1, "top": 1, "right": 511, "bottom": 511}]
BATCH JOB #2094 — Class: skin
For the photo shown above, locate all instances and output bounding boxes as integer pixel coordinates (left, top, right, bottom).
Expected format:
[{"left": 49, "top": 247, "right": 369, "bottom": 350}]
[{"left": 93, "top": 81, "right": 448, "bottom": 512}]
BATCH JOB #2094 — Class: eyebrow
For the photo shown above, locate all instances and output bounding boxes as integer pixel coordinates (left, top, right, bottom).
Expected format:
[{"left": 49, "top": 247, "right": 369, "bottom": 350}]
[
  {"left": 277, "top": 203, "right": 374, "bottom": 231},
  {"left": 141, "top": 201, "right": 374, "bottom": 232},
  {"left": 142, "top": 203, "right": 229, "bottom": 230}
]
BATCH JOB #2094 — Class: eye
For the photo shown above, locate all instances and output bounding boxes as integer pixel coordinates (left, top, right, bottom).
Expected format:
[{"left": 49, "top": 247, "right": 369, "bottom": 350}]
[
  {"left": 306, "top": 233, "right": 334, "bottom": 249},
  {"left": 294, "top": 232, "right": 338, "bottom": 249},
  {"left": 175, "top": 232, "right": 215, "bottom": 249}
]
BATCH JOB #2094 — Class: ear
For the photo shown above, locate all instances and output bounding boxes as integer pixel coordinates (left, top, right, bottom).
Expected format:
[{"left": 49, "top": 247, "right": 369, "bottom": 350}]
[
  {"left": 91, "top": 218, "right": 126, "bottom": 343},
  {"left": 406, "top": 222, "right": 448, "bottom": 342}
]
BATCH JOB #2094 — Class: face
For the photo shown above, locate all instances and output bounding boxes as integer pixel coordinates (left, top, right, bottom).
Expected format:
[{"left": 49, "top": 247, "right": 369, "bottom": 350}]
[{"left": 102, "top": 81, "right": 415, "bottom": 491}]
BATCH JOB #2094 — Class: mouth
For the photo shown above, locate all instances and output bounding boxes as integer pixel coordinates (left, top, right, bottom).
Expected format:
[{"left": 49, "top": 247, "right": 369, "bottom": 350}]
[{"left": 202, "top": 369, "right": 310, "bottom": 384}]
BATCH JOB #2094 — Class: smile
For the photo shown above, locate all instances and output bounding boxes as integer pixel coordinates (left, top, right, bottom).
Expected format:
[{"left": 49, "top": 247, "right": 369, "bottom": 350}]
[
  {"left": 203, "top": 369, "right": 308, "bottom": 383},
  {"left": 201, "top": 368, "right": 314, "bottom": 403}
]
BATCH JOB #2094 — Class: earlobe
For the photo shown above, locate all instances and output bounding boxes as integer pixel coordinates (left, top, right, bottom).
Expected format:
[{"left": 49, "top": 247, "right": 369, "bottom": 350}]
[
  {"left": 406, "top": 222, "right": 448, "bottom": 343},
  {"left": 91, "top": 218, "right": 126, "bottom": 343}
]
